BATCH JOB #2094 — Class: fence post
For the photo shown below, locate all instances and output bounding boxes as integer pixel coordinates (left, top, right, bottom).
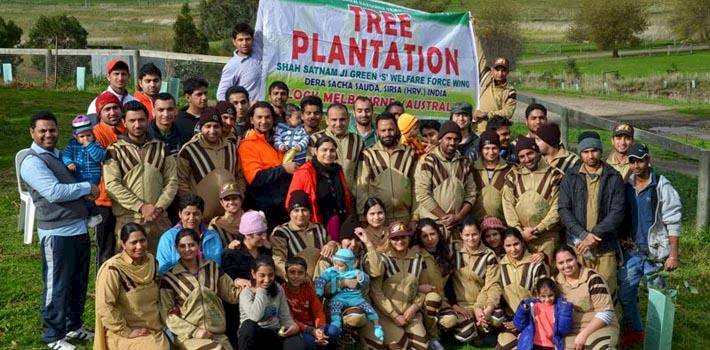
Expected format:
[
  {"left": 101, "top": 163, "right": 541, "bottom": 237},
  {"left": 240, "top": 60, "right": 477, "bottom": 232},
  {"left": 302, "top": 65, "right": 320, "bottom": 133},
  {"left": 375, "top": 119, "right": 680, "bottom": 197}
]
[
  {"left": 132, "top": 50, "right": 140, "bottom": 90},
  {"left": 76, "top": 67, "right": 86, "bottom": 91},
  {"left": 2, "top": 63, "right": 12, "bottom": 83},
  {"left": 697, "top": 151, "right": 710, "bottom": 230},
  {"left": 44, "top": 49, "right": 51, "bottom": 86}
]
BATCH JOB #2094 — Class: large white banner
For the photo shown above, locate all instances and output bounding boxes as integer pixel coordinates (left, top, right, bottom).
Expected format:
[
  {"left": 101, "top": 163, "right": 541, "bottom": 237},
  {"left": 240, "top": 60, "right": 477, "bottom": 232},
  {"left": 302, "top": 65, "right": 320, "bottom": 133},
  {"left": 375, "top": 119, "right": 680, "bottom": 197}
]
[{"left": 255, "top": 0, "right": 479, "bottom": 119}]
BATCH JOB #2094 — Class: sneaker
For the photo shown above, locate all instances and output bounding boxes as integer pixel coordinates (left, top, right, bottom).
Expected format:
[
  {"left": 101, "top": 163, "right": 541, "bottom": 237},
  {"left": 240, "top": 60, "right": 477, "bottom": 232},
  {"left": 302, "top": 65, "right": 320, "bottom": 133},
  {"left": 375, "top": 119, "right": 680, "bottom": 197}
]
[
  {"left": 66, "top": 326, "right": 94, "bottom": 341},
  {"left": 87, "top": 214, "right": 103, "bottom": 228},
  {"left": 430, "top": 339, "right": 445, "bottom": 350},
  {"left": 47, "top": 339, "right": 75, "bottom": 350}
]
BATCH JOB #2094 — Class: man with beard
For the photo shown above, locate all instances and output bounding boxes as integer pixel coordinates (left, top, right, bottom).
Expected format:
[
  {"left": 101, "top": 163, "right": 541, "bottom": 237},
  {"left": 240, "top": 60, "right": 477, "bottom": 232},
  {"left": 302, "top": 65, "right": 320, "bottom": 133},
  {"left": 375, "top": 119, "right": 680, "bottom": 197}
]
[
  {"left": 449, "top": 102, "right": 480, "bottom": 161},
  {"left": 87, "top": 59, "right": 136, "bottom": 115},
  {"left": 226, "top": 85, "right": 251, "bottom": 138},
  {"left": 349, "top": 96, "right": 377, "bottom": 147},
  {"left": 133, "top": 63, "right": 162, "bottom": 120},
  {"left": 104, "top": 101, "right": 177, "bottom": 256},
  {"left": 486, "top": 116, "right": 517, "bottom": 164},
  {"left": 502, "top": 136, "right": 564, "bottom": 263},
  {"left": 268, "top": 81, "right": 289, "bottom": 124},
  {"left": 608, "top": 123, "right": 635, "bottom": 181},
  {"left": 175, "top": 77, "right": 209, "bottom": 137},
  {"left": 472, "top": 131, "right": 514, "bottom": 222},
  {"left": 356, "top": 112, "right": 417, "bottom": 223},
  {"left": 535, "top": 122, "right": 579, "bottom": 174},
  {"left": 414, "top": 121, "right": 477, "bottom": 237},
  {"left": 147, "top": 93, "right": 190, "bottom": 157},
  {"left": 559, "top": 131, "right": 625, "bottom": 295},
  {"left": 301, "top": 95, "right": 323, "bottom": 135},
  {"left": 178, "top": 107, "right": 238, "bottom": 222},
  {"left": 524, "top": 103, "right": 547, "bottom": 138}
]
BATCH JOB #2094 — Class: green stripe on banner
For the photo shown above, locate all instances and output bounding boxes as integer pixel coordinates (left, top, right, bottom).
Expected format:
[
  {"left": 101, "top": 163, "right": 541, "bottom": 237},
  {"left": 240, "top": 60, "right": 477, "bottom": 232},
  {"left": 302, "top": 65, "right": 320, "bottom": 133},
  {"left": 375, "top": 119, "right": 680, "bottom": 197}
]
[{"left": 281, "top": 0, "right": 469, "bottom": 26}]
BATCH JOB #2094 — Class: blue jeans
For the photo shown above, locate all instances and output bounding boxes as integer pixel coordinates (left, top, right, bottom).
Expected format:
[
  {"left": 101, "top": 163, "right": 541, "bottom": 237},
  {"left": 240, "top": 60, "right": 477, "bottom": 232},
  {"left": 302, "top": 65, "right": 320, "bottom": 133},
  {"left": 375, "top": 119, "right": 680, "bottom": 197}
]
[
  {"left": 302, "top": 324, "right": 340, "bottom": 350},
  {"left": 617, "top": 252, "right": 665, "bottom": 332}
]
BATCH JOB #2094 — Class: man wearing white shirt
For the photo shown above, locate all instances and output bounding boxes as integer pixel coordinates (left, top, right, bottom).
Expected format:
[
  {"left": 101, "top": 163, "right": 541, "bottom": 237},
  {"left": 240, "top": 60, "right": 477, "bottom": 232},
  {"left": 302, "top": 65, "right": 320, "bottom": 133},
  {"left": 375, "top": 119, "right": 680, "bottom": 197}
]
[
  {"left": 86, "top": 59, "right": 136, "bottom": 115},
  {"left": 217, "top": 23, "right": 262, "bottom": 102}
]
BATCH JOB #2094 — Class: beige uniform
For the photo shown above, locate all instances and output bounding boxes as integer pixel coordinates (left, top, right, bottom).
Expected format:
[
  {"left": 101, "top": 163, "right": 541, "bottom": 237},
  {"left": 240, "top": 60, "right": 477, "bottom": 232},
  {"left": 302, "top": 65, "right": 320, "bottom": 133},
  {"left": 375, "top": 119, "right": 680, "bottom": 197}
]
[
  {"left": 369, "top": 249, "right": 429, "bottom": 350},
  {"left": 160, "top": 259, "right": 240, "bottom": 350},
  {"left": 547, "top": 146, "right": 580, "bottom": 174},
  {"left": 475, "top": 37, "right": 516, "bottom": 134},
  {"left": 308, "top": 129, "right": 364, "bottom": 187},
  {"left": 208, "top": 215, "right": 242, "bottom": 248},
  {"left": 502, "top": 159, "right": 564, "bottom": 262},
  {"left": 178, "top": 134, "right": 238, "bottom": 222},
  {"left": 270, "top": 221, "right": 331, "bottom": 279},
  {"left": 94, "top": 252, "right": 169, "bottom": 350},
  {"left": 356, "top": 142, "right": 417, "bottom": 222},
  {"left": 472, "top": 158, "right": 514, "bottom": 222},
  {"left": 607, "top": 151, "right": 631, "bottom": 181},
  {"left": 104, "top": 137, "right": 177, "bottom": 255},
  {"left": 557, "top": 268, "right": 619, "bottom": 350}
]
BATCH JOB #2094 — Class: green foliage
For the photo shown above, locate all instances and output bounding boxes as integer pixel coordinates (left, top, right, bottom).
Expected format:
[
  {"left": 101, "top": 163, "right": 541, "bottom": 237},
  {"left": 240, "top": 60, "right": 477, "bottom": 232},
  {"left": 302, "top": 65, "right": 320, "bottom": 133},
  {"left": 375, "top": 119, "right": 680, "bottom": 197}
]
[
  {"left": 568, "top": 0, "right": 649, "bottom": 57},
  {"left": 198, "top": 0, "right": 258, "bottom": 41},
  {"left": 173, "top": 3, "right": 209, "bottom": 54},
  {"left": 26, "top": 14, "right": 87, "bottom": 49},
  {"left": 0, "top": 17, "right": 23, "bottom": 48},
  {"left": 564, "top": 58, "right": 581, "bottom": 80},
  {"left": 474, "top": 0, "right": 523, "bottom": 70},
  {"left": 669, "top": 0, "right": 710, "bottom": 43},
  {"left": 396, "top": 0, "right": 453, "bottom": 13}
]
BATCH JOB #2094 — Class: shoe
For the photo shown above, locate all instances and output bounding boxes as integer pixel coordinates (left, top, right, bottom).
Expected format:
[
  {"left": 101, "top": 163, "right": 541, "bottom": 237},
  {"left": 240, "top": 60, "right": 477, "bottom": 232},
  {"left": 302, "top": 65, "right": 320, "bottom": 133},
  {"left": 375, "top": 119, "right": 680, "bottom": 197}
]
[
  {"left": 430, "top": 339, "right": 445, "bottom": 350},
  {"left": 47, "top": 339, "right": 75, "bottom": 350},
  {"left": 66, "top": 326, "right": 95, "bottom": 341},
  {"left": 87, "top": 214, "right": 103, "bottom": 228},
  {"left": 620, "top": 329, "right": 644, "bottom": 346}
]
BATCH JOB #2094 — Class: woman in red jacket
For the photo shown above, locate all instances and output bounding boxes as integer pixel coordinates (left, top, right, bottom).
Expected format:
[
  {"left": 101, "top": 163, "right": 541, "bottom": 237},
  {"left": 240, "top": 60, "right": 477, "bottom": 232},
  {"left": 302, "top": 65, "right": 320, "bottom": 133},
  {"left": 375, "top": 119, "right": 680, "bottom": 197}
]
[{"left": 286, "top": 135, "right": 352, "bottom": 241}]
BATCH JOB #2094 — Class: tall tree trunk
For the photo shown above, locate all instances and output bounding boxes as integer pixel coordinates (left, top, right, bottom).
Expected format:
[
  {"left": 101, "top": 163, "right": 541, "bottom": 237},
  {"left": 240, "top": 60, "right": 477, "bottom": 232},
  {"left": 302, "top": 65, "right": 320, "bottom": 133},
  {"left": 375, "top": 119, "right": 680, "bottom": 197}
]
[{"left": 612, "top": 48, "right": 619, "bottom": 58}]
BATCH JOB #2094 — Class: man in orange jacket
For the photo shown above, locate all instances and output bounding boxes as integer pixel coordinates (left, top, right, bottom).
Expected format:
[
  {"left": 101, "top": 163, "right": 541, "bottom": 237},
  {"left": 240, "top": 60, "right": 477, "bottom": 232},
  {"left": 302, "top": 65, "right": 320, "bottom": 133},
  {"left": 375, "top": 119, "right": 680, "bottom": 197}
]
[
  {"left": 133, "top": 63, "right": 162, "bottom": 120},
  {"left": 238, "top": 101, "right": 298, "bottom": 229}
]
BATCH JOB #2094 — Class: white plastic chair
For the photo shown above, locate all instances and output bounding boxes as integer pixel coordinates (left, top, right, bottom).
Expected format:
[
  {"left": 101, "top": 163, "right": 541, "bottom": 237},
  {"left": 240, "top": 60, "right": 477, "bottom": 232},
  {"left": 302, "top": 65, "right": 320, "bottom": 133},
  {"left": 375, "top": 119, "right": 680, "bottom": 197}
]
[{"left": 15, "top": 148, "right": 36, "bottom": 244}]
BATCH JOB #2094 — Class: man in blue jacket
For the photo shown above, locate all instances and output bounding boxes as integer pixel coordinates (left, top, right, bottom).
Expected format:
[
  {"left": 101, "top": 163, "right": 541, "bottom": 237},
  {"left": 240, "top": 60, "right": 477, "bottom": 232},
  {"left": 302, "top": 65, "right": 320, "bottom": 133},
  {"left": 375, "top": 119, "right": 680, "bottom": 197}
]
[{"left": 618, "top": 144, "right": 682, "bottom": 346}]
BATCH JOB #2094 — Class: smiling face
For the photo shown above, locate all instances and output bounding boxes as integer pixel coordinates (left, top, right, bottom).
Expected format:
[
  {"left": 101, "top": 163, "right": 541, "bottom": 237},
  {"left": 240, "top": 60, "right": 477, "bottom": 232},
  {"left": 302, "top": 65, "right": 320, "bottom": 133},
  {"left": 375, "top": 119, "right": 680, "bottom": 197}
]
[
  {"left": 439, "top": 133, "right": 461, "bottom": 157},
  {"left": 451, "top": 112, "right": 471, "bottom": 130},
  {"left": 518, "top": 149, "right": 540, "bottom": 171},
  {"left": 538, "top": 287, "right": 556, "bottom": 305},
  {"left": 100, "top": 102, "right": 123, "bottom": 127},
  {"left": 496, "top": 125, "right": 511, "bottom": 148},
  {"left": 302, "top": 104, "right": 322, "bottom": 131},
  {"left": 612, "top": 135, "right": 633, "bottom": 155},
  {"left": 286, "top": 264, "right": 307, "bottom": 287},
  {"left": 629, "top": 156, "right": 651, "bottom": 177},
  {"left": 290, "top": 207, "right": 311, "bottom": 227},
  {"left": 269, "top": 87, "right": 289, "bottom": 108},
  {"left": 353, "top": 100, "right": 373, "bottom": 126},
  {"left": 315, "top": 140, "right": 337, "bottom": 165},
  {"left": 483, "top": 229, "right": 502, "bottom": 250},
  {"left": 326, "top": 107, "right": 348, "bottom": 137},
  {"left": 389, "top": 236, "right": 410, "bottom": 252},
  {"left": 243, "top": 232, "right": 267, "bottom": 249},
  {"left": 503, "top": 235, "right": 524, "bottom": 260},
  {"left": 220, "top": 194, "right": 242, "bottom": 214},
  {"left": 121, "top": 231, "right": 147, "bottom": 260},
  {"left": 154, "top": 98, "right": 177, "bottom": 128},
  {"left": 555, "top": 250, "right": 579, "bottom": 278},
  {"left": 177, "top": 234, "right": 199, "bottom": 262},
  {"left": 179, "top": 205, "right": 203, "bottom": 230},
  {"left": 252, "top": 265, "right": 275, "bottom": 289},
  {"left": 233, "top": 33, "right": 254, "bottom": 56},
  {"left": 482, "top": 144, "right": 500, "bottom": 162},
  {"left": 201, "top": 121, "right": 223, "bottom": 144},
  {"left": 251, "top": 107, "right": 274, "bottom": 134},
  {"left": 461, "top": 224, "right": 481, "bottom": 250},
  {"left": 366, "top": 204, "right": 385, "bottom": 229},
  {"left": 30, "top": 119, "right": 58, "bottom": 150}
]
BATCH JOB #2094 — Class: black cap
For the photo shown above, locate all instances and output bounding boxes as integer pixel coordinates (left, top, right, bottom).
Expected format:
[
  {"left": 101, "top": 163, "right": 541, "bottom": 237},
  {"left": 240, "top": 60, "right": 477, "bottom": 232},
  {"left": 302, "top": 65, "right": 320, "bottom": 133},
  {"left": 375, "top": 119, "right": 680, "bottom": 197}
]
[
  {"left": 288, "top": 190, "right": 311, "bottom": 212},
  {"left": 627, "top": 143, "right": 649, "bottom": 160}
]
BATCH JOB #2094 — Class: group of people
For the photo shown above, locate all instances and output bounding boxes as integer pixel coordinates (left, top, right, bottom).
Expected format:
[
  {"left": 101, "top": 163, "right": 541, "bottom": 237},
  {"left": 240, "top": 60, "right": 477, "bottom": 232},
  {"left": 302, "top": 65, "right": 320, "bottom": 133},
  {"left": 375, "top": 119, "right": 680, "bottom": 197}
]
[{"left": 19, "top": 22, "right": 684, "bottom": 350}]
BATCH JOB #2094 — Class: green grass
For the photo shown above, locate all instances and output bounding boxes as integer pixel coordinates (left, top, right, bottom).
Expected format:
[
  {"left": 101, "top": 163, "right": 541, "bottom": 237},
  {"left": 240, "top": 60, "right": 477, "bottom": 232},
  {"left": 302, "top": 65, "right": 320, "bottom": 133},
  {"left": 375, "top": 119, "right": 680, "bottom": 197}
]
[
  {"left": 519, "top": 40, "right": 678, "bottom": 60},
  {"left": 518, "top": 51, "right": 710, "bottom": 77}
]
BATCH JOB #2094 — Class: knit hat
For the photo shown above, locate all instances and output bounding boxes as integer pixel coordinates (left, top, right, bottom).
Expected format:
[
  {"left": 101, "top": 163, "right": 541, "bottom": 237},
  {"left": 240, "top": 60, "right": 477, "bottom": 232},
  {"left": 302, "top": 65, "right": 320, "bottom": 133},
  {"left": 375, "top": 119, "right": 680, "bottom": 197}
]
[
  {"left": 480, "top": 216, "right": 505, "bottom": 234},
  {"left": 515, "top": 136, "right": 538, "bottom": 155},
  {"left": 478, "top": 130, "right": 501, "bottom": 151},
  {"left": 613, "top": 123, "right": 634, "bottom": 138},
  {"left": 438, "top": 121, "right": 462, "bottom": 140},
  {"left": 216, "top": 100, "right": 236, "bottom": 116},
  {"left": 451, "top": 102, "right": 473, "bottom": 115},
  {"left": 95, "top": 92, "right": 121, "bottom": 115},
  {"left": 388, "top": 220, "right": 411, "bottom": 239},
  {"left": 198, "top": 107, "right": 222, "bottom": 129},
  {"left": 333, "top": 248, "right": 356, "bottom": 270},
  {"left": 536, "top": 123, "right": 561, "bottom": 147},
  {"left": 577, "top": 131, "right": 603, "bottom": 153},
  {"left": 398, "top": 113, "right": 418, "bottom": 142},
  {"left": 72, "top": 115, "right": 93, "bottom": 136},
  {"left": 219, "top": 181, "right": 242, "bottom": 199},
  {"left": 239, "top": 210, "right": 267, "bottom": 235},
  {"left": 288, "top": 190, "right": 311, "bottom": 212}
]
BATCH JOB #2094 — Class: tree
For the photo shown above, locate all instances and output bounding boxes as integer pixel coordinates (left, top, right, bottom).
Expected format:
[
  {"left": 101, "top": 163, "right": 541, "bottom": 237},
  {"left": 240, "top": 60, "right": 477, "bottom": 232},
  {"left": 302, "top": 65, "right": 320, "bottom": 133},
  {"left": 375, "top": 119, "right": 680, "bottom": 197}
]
[
  {"left": 0, "top": 17, "right": 23, "bottom": 48},
  {"left": 198, "top": 0, "right": 258, "bottom": 41},
  {"left": 669, "top": 0, "right": 710, "bottom": 43},
  {"left": 173, "top": 3, "right": 209, "bottom": 54},
  {"left": 474, "top": 0, "right": 523, "bottom": 70},
  {"left": 568, "top": 0, "right": 649, "bottom": 58},
  {"left": 25, "top": 15, "right": 89, "bottom": 80}
]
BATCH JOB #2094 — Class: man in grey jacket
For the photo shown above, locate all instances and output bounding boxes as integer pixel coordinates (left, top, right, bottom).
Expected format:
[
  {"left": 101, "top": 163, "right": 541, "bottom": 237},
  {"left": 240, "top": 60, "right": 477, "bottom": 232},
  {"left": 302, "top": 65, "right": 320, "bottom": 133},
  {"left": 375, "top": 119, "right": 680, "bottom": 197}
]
[{"left": 617, "top": 143, "right": 681, "bottom": 346}]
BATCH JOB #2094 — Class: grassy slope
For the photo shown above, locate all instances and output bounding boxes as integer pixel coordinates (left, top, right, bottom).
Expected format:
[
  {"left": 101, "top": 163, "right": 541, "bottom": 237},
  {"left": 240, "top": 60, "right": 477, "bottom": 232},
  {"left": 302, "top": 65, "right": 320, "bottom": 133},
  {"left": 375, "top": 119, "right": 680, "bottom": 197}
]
[{"left": 0, "top": 87, "right": 708, "bottom": 349}]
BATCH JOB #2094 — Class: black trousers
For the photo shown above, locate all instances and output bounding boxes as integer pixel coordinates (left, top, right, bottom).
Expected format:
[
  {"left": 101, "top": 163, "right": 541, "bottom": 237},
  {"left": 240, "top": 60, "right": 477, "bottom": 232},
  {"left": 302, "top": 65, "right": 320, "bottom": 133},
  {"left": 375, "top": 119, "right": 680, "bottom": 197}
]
[
  {"left": 237, "top": 320, "right": 305, "bottom": 350},
  {"left": 93, "top": 205, "right": 116, "bottom": 272}
]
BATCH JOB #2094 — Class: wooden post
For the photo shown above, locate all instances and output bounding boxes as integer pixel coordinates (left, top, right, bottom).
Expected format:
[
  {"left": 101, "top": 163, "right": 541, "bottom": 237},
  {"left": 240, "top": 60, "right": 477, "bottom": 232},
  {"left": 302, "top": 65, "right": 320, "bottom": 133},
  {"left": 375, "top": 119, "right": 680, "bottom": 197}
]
[
  {"left": 44, "top": 49, "right": 51, "bottom": 86},
  {"left": 560, "top": 108, "right": 570, "bottom": 149},
  {"left": 697, "top": 150, "right": 710, "bottom": 230},
  {"left": 132, "top": 50, "right": 140, "bottom": 90}
]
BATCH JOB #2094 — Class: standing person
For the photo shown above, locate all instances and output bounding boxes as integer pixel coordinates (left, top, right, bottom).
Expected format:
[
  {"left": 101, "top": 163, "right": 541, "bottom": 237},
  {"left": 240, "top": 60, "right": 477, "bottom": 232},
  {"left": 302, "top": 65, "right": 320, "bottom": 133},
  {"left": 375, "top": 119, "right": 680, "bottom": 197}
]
[
  {"left": 608, "top": 123, "right": 635, "bottom": 181},
  {"left": 301, "top": 95, "right": 324, "bottom": 135},
  {"left": 357, "top": 112, "right": 417, "bottom": 223},
  {"left": 133, "top": 63, "right": 162, "bottom": 120},
  {"left": 559, "top": 131, "right": 625, "bottom": 296},
  {"left": 20, "top": 111, "right": 97, "bottom": 350},
  {"left": 385, "top": 101, "right": 405, "bottom": 119},
  {"left": 217, "top": 23, "right": 262, "bottom": 102},
  {"left": 450, "top": 102, "right": 480, "bottom": 161},
  {"left": 225, "top": 85, "right": 251, "bottom": 138},
  {"left": 175, "top": 77, "right": 209, "bottom": 137},
  {"left": 87, "top": 59, "right": 136, "bottom": 115},
  {"left": 486, "top": 116, "right": 517, "bottom": 164},
  {"left": 238, "top": 257, "right": 305, "bottom": 350},
  {"left": 94, "top": 223, "right": 169, "bottom": 350},
  {"left": 414, "top": 121, "right": 477, "bottom": 238},
  {"left": 554, "top": 246, "right": 619, "bottom": 350},
  {"left": 209, "top": 182, "right": 245, "bottom": 249},
  {"left": 287, "top": 136, "right": 353, "bottom": 240},
  {"left": 104, "top": 101, "right": 178, "bottom": 256},
  {"left": 524, "top": 104, "right": 548, "bottom": 139},
  {"left": 419, "top": 120, "right": 440, "bottom": 147},
  {"left": 216, "top": 100, "right": 239, "bottom": 143},
  {"left": 618, "top": 144, "right": 681, "bottom": 345},
  {"left": 350, "top": 96, "right": 377, "bottom": 147},
  {"left": 535, "top": 123, "right": 580, "bottom": 174},
  {"left": 472, "top": 130, "right": 514, "bottom": 222},
  {"left": 160, "top": 229, "right": 241, "bottom": 350},
  {"left": 274, "top": 103, "right": 309, "bottom": 165},
  {"left": 475, "top": 54, "right": 517, "bottom": 134},
  {"left": 147, "top": 93, "right": 190, "bottom": 157},
  {"left": 177, "top": 107, "right": 238, "bottom": 222},
  {"left": 268, "top": 81, "right": 290, "bottom": 123},
  {"left": 502, "top": 136, "right": 564, "bottom": 263},
  {"left": 238, "top": 102, "right": 297, "bottom": 228},
  {"left": 308, "top": 104, "right": 364, "bottom": 187}
]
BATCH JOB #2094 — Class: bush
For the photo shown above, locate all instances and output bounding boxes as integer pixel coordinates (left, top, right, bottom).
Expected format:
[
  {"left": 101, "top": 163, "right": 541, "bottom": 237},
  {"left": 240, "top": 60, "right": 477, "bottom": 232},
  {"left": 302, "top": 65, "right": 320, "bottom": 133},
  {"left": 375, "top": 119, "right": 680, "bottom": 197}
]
[
  {"left": 198, "top": 0, "right": 258, "bottom": 41},
  {"left": 173, "top": 3, "right": 209, "bottom": 54},
  {"left": 25, "top": 15, "right": 89, "bottom": 80},
  {"left": 474, "top": 0, "right": 523, "bottom": 70},
  {"left": 669, "top": 0, "right": 710, "bottom": 43},
  {"left": 0, "top": 17, "right": 23, "bottom": 67}
]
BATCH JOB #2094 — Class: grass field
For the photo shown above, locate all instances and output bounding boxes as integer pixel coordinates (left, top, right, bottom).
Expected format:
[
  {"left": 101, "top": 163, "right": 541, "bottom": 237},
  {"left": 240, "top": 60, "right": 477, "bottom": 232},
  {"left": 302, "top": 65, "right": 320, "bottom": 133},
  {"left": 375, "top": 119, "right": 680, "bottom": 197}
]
[{"left": 0, "top": 86, "right": 708, "bottom": 349}]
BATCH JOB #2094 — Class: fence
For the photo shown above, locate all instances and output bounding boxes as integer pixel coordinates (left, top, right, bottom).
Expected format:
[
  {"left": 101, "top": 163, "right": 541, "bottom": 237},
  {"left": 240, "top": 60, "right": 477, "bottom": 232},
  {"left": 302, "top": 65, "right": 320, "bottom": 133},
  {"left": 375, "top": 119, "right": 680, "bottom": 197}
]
[{"left": 518, "top": 93, "right": 709, "bottom": 230}]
